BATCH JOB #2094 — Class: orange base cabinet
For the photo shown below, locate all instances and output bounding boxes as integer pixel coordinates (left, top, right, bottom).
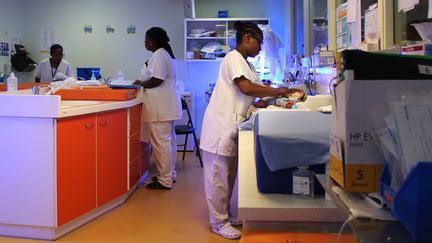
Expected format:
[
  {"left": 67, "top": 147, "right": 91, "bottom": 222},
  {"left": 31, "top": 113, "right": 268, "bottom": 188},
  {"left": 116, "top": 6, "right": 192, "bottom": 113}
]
[
  {"left": 57, "top": 114, "right": 97, "bottom": 226},
  {"left": 97, "top": 109, "right": 128, "bottom": 207},
  {"left": 57, "top": 109, "right": 128, "bottom": 226}
]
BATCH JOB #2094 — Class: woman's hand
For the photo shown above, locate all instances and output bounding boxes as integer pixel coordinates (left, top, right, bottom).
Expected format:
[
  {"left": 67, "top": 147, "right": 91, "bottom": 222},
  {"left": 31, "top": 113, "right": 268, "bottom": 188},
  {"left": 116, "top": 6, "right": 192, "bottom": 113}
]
[{"left": 133, "top": 80, "right": 142, "bottom": 86}]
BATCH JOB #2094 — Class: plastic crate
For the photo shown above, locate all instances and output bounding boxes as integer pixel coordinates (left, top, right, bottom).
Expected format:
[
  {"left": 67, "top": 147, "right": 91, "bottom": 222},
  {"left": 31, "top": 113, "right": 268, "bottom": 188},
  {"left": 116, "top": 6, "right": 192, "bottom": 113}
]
[{"left": 380, "top": 162, "right": 432, "bottom": 240}]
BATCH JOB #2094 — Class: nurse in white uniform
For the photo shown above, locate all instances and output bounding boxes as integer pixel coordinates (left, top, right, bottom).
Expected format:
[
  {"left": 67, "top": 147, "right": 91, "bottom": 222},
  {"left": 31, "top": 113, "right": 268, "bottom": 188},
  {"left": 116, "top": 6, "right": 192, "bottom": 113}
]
[
  {"left": 134, "top": 27, "right": 182, "bottom": 190},
  {"left": 200, "top": 21, "right": 303, "bottom": 239},
  {"left": 34, "top": 44, "right": 74, "bottom": 82}
]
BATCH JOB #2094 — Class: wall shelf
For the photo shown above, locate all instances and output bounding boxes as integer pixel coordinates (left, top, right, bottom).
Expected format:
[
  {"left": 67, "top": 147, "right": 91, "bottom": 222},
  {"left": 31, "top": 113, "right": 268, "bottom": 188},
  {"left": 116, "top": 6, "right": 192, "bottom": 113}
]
[{"left": 184, "top": 18, "right": 269, "bottom": 61}]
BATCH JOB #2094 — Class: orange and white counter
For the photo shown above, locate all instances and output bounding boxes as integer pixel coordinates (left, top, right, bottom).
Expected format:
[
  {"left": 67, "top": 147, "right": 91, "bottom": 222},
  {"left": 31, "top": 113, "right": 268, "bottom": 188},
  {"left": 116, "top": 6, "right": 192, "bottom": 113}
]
[{"left": 0, "top": 89, "right": 149, "bottom": 240}]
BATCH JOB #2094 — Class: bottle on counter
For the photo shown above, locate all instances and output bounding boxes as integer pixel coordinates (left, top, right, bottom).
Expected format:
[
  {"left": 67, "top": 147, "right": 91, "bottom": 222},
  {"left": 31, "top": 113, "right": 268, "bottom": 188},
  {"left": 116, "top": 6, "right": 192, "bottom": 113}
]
[
  {"left": 116, "top": 70, "right": 124, "bottom": 81},
  {"left": 7, "top": 72, "right": 18, "bottom": 91},
  {"left": 292, "top": 166, "right": 315, "bottom": 198}
]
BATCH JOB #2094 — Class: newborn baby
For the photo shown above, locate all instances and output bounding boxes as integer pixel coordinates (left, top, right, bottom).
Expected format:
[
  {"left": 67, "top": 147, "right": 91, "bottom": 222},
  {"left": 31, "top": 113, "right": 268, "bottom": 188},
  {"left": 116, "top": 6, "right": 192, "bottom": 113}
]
[{"left": 253, "top": 88, "right": 307, "bottom": 109}]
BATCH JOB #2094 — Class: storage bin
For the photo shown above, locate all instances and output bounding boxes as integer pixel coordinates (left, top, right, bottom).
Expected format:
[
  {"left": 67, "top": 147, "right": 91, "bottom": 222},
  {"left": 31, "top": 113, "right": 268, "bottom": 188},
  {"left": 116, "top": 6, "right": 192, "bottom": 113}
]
[
  {"left": 380, "top": 162, "right": 432, "bottom": 240},
  {"left": 252, "top": 111, "right": 328, "bottom": 194},
  {"left": 254, "top": 131, "right": 325, "bottom": 194}
]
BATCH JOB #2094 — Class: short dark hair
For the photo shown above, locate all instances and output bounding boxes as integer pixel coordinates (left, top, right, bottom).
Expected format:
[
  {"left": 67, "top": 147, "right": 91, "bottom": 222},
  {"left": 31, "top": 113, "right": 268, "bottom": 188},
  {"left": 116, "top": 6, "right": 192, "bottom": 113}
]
[
  {"left": 50, "top": 44, "right": 63, "bottom": 54},
  {"left": 234, "top": 21, "right": 263, "bottom": 45}
]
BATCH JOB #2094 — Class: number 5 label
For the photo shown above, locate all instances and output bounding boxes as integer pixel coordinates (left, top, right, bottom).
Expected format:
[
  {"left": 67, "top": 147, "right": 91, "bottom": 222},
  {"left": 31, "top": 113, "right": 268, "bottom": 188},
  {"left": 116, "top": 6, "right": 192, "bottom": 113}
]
[{"left": 418, "top": 65, "right": 432, "bottom": 75}]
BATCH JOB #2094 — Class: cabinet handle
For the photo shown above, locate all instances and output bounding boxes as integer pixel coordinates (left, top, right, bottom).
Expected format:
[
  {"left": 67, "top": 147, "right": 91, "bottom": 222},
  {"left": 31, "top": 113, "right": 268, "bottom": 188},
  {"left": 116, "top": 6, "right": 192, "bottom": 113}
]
[
  {"left": 84, "top": 123, "right": 94, "bottom": 129},
  {"left": 99, "top": 120, "right": 108, "bottom": 127}
]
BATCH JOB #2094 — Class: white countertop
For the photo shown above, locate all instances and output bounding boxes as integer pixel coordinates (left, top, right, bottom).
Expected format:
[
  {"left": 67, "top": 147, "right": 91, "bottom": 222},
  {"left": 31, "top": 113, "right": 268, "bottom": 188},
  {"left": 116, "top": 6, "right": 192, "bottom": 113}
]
[
  {"left": 238, "top": 130, "right": 344, "bottom": 222},
  {"left": 0, "top": 88, "right": 143, "bottom": 118}
]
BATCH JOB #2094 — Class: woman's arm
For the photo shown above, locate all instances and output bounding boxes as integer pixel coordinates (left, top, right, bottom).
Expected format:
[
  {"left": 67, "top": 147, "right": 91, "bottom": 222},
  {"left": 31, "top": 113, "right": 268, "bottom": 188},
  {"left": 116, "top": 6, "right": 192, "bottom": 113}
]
[
  {"left": 234, "top": 76, "right": 290, "bottom": 98},
  {"left": 133, "top": 77, "right": 163, "bottom": 89}
]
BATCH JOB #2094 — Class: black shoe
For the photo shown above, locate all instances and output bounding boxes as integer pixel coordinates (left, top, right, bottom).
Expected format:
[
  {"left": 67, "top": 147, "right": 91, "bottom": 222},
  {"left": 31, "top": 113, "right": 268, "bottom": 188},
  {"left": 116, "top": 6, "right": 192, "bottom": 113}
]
[
  {"left": 152, "top": 175, "right": 176, "bottom": 183},
  {"left": 146, "top": 181, "right": 171, "bottom": 190}
]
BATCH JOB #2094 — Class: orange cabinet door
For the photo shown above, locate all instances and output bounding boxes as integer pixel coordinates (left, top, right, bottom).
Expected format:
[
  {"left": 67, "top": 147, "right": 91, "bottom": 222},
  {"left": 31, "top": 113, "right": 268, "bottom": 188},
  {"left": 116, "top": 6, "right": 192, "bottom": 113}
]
[
  {"left": 57, "top": 114, "right": 97, "bottom": 226},
  {"left": 97, "top": 109, "right": 128, "bottom": 207}
]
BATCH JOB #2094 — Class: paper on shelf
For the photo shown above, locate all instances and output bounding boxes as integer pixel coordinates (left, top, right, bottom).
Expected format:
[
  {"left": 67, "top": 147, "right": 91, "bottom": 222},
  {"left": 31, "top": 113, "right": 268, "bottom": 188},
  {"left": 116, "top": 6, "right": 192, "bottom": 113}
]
[
  {"left": 411, "top": 22, "right": 432, "bottom": 41},
  {"left": 393, "top": 102, "right": 432, "bottom": 179},
  {"left": 200, "top": 42, "right": 220, "bottom": 54},
  {"left": 349, "top": 0, "right": 361, "bottom": 49},
  {"left": 429, "top": 0, "right": 432, "bottom": 18},
  {"left": 347, "top": 0, "right": 357, "bottom": 23},
  {"left": 398, "top": 0, "right": 419, "bottom": 13},
  {"left": 365, "top": 3, "right": 378, "bottom": 42}
]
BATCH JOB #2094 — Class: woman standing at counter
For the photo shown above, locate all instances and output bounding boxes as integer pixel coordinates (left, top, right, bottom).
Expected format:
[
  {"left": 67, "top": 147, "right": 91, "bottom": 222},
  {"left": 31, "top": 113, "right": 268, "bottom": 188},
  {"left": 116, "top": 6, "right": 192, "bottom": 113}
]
[
  {"left": 200, "top": 21, "right": 302, "bottom": 239},
  {"left": 133, "top": 27, "right": 181, "bottom": 190},
  {"left": 34, "top": 44, "right": 74, "bottom": 83}
]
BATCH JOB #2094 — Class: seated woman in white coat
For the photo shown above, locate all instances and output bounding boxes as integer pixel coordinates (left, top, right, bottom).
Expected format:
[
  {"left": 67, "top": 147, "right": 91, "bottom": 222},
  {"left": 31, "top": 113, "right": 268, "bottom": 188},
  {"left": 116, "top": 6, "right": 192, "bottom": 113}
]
[
  {"left": 133, "top": 27, "right": 182, "bottom": 190},
  {"left": 34, "top": 44, "right": 74, "bottom": 83},
  {"left": 200, "top": 21, "right": 304, "bottom": 240}
]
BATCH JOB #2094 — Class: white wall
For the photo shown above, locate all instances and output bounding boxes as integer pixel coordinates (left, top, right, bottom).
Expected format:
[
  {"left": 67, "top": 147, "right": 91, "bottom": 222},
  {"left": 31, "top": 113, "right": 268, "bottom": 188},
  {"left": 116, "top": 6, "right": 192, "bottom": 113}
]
[
  {"left": 21, "top": 0, "right": 185, "bottom": 81},
  {"left": 0, "top": 0, "right": 24, "bottom": 78}
]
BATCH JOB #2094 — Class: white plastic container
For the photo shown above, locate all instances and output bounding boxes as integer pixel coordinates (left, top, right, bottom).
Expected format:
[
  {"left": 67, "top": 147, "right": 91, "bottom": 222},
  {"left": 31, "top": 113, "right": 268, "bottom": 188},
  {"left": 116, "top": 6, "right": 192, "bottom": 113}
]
[
  {"left": 7, "top": 72, "right": 18, "bottom": 91},
  {"left": 117, "top": 70, "right": 124, "bottom": 81},
  {"left": 292, "top": 166, "right": 315, "bottom": 198}
]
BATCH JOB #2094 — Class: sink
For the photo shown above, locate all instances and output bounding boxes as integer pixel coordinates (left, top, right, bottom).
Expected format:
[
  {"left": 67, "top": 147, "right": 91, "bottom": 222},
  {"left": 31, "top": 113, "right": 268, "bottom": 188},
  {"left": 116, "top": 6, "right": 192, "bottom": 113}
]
[{"left": 61, "top": 100, "right": 101, "bottom": 108}]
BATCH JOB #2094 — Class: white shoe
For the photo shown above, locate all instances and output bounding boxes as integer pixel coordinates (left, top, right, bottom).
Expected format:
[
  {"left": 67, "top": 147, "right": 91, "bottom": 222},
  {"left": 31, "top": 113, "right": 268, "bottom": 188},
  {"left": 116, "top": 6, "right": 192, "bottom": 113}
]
[{"left": 212, "top": 222, "right": 241, "bottom": 239}]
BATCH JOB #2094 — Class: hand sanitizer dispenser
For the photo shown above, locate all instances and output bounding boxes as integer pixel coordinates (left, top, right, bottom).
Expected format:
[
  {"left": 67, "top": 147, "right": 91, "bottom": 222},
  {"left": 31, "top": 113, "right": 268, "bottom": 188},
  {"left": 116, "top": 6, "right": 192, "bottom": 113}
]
[{"left": 7, "top": 72, "right": 18, "bottom": 91}]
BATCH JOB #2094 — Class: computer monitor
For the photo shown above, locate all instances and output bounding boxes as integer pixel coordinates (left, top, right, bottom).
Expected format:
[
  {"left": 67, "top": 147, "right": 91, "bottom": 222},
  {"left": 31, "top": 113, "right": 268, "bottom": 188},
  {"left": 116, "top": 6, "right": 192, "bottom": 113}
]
[{"left": 76, "top": 67, "right": 101, "bottom": 80}]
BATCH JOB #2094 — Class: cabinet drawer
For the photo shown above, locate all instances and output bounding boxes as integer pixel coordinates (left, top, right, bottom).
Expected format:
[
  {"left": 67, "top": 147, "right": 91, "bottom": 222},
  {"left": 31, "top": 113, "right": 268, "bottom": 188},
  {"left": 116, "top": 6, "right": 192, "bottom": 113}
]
[
  {"left": 129, "top": 158, "right": 141, "bottom": 189},
  {"left": 130, "top": 104, "right": 141, "bottom": 135},
  {"left": 130, "top": 133, "right": 141, "bottom": 162}
]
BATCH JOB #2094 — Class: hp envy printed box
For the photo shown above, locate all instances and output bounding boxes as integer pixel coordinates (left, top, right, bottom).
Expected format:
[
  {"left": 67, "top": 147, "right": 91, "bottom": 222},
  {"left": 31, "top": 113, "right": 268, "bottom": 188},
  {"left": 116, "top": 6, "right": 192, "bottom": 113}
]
[
  {"left": 330, "top": 50, "right": 432, "bottom": 192},
  {"left": 330, "top": 79, "right": 432, "bottom": 192}
]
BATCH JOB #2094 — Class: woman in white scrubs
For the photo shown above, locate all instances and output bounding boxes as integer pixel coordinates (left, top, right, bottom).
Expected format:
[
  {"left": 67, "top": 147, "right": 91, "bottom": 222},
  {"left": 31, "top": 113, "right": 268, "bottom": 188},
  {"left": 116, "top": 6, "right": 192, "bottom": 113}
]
[
  {"left": 34, "top": 44, "right": 74, "bottom": 82},
  {"left": 133, "top": 27, "right": 182, "bottom": 190},
  {"left": 200, "top": 21, "right": 303, "bottom": 239}
]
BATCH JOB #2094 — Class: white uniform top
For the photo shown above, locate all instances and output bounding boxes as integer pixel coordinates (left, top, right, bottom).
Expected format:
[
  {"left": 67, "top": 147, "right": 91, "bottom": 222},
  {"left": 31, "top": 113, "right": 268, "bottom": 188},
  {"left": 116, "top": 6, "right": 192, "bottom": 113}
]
[
  {"left": 34, "top": 58, "right": 74, "bottom": 82},
  {"left": 139, "top": 48, "right": 182, "bottom": 122},
  {"left": 200, "top": 50, "right": 262, "bottom": 156}
]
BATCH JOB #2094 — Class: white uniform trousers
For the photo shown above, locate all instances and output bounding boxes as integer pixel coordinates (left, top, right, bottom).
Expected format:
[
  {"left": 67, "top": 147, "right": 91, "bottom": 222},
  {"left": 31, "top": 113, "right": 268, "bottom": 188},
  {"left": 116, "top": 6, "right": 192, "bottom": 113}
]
[
  {"left": 144, "top": 121, "right": 177, "bottom": 188},
  {"left": 202, "top": 150, "right": 238, "bottom": 226}
]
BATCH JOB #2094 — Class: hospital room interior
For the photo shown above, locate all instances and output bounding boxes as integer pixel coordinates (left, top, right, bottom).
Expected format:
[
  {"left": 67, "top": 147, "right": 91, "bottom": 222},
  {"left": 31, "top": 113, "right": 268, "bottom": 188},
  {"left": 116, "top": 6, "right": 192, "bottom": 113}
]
[{"left": 0, "top": 0, "right": 431, "bottom": 242}]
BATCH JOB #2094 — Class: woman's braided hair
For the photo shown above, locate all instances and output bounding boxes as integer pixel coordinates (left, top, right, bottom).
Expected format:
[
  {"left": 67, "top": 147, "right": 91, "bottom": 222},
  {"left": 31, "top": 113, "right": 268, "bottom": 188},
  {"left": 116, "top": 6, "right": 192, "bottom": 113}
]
[{"left": 233, "top": 21, "right": 262, "bottom": 45}]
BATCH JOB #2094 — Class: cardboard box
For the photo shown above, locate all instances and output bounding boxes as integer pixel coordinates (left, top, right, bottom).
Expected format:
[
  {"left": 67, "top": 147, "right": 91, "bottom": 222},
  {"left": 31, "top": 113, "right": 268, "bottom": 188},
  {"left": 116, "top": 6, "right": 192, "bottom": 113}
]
[{"left": 329, "top": 79, "right": 432, "bottom": 192}]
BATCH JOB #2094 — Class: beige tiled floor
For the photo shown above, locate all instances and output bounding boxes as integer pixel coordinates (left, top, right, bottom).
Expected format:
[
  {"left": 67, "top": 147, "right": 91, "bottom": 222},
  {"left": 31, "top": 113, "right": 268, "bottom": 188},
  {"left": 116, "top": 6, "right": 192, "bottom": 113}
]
[{"left": 0, "top": 153, "right": 240, "bottom": 243}]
